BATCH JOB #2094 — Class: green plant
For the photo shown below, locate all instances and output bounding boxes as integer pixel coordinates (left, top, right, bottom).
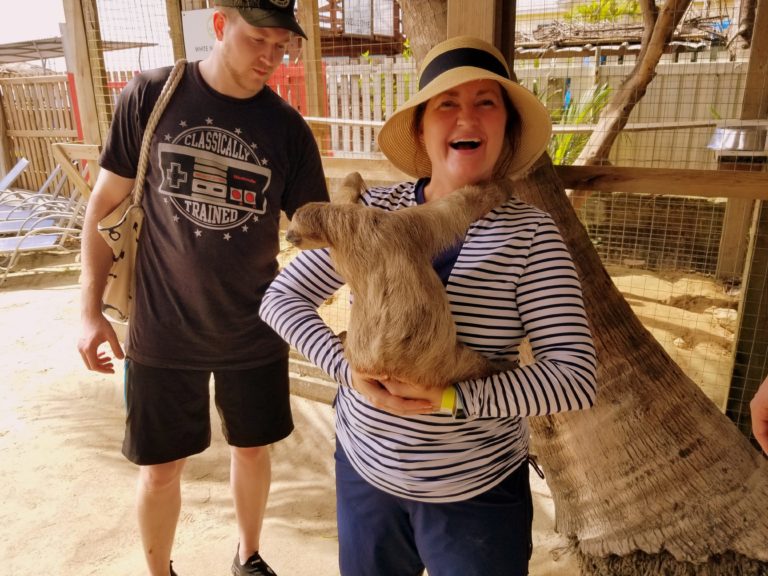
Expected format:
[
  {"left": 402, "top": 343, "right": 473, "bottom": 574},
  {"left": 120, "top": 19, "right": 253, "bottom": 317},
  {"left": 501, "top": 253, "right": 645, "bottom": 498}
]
[
  {"left": 402, "top": 38, "right": 412, "bottom": 60},
  {"left": 565, "top": 0, "right": 640, "bottom": 23},
  {"left": 358, "top": 40, "right": 414, "bottom": 119},
  {"left": 547, "top": 82, "right": 612, "bottom": 165}
]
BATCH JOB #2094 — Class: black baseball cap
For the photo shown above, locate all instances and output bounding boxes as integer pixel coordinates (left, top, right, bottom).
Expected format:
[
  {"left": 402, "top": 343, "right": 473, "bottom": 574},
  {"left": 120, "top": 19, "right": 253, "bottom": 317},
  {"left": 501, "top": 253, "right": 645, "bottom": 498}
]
[{"left": 215, "top": 0, "right": 307, "bottom": 39}]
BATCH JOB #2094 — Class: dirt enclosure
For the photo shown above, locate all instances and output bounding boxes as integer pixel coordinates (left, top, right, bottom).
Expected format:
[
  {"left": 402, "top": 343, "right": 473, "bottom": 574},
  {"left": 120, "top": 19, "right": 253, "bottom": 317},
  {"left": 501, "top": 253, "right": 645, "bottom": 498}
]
[{"left": 606, "top": 264, "right": 738, "bottom": 410}]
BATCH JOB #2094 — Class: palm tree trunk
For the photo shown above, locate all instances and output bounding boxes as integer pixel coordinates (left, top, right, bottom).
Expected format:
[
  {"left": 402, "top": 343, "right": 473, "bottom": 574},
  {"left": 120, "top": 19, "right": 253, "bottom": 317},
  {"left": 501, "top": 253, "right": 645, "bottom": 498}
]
[
  {"left": 396, "top": 0, "right": 447, "bottom": 63},
  {"left": 519, "top": 155, "right": 768, "bottom": 575}
]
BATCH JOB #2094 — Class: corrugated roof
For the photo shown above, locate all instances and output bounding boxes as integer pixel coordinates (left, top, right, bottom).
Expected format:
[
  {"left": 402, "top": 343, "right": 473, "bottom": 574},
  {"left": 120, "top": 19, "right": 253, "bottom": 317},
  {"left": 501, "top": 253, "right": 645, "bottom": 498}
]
[{"left": 0, "top": 36, "right": 155, "bottom": 65}]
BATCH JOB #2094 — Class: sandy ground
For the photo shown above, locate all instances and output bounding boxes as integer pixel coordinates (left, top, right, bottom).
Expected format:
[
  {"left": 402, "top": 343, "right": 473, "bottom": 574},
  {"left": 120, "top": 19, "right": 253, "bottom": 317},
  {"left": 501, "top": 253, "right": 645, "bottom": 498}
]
[
  {"left": 0, "top": 276, "right": 579, "bottom": 576},
  {"left": 607, "top": 265, "right": 738, "bottom": 411}
]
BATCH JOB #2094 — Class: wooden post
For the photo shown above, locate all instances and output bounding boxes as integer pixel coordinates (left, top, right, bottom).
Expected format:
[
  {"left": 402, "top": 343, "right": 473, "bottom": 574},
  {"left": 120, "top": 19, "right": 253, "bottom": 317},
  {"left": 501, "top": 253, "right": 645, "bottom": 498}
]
[
  {"left": 0, "top": 95, "right": 10, "bottom": 176},
  {"left": 79, "top": 0, "right": 114, "bottom": 144},
  {"left": 742, "top": 1, "right": 768, "bottom": 121},
  {"left": 166, "top": 0, "right": 186, "bottom": 61},
  {"left": 298, "top": 0, "right": 329, "bottom": 154},
  {"left": 726, "top": 197, "right": 768, "bottom": 440},
  {"left": 61, "top": 0, "right": 102, "bottom": 147},
  {"left": 447, "top": 0, "right": 496, "bottom": 42},
  {"left": 717, "top": 0, "right": 768, "bottom": 281},
  {"left": 446, "top": 0, "right": 517, "bottom": 71},
  {"left": 715, "top": 158, "right": 764, "bottom": 280},
  {"left": 498, "top": 1, "right": 517, "bottom": 72},
  {"left": 725, "top": 0, "right": 768, "bottom": 441}
]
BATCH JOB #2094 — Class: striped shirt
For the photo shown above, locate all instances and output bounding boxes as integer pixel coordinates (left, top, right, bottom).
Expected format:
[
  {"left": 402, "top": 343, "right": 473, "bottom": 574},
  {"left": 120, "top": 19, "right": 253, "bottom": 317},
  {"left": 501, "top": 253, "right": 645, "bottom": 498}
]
[{"left": 260, "top": 180, "right": 596, "bottom": 503}]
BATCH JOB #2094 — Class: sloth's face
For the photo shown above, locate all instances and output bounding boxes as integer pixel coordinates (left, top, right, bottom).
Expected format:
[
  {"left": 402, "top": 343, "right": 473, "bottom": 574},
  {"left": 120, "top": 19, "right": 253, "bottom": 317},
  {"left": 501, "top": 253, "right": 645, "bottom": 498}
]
[{"left": 285, "top": 203, "right": 331, "bottom": 249}]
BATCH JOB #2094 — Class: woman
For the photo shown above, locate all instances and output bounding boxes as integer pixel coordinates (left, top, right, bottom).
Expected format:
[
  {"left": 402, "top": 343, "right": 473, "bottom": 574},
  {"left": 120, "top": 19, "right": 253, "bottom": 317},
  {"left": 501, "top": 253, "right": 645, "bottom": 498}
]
[{"left": 260, "top": 36, "right": 597, "bottom": 576}]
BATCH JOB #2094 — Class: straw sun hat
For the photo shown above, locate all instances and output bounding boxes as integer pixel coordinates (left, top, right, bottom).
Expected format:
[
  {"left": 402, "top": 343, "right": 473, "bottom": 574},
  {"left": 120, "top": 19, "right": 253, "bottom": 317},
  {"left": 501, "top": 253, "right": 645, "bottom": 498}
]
[{"left": 377, "top": 36, "right": 552, "bottom": 179}]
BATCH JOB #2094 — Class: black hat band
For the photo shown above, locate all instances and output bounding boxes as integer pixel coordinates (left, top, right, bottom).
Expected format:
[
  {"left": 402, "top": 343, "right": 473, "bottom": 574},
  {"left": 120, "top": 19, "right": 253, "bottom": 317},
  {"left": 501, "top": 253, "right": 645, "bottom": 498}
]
[{"left": 418, "top": 47, "right": 510, "bottom": 91}]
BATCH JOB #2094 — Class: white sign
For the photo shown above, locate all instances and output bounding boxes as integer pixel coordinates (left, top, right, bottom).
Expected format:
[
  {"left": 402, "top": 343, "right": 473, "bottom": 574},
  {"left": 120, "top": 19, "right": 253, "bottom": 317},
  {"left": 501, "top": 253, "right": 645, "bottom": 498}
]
[
  {"left": 373, "top": 0, "right": 394, "bottom": 36},
  {"left": 343, "top": 0, "right": 395, "bottom": 37},
  {"left": 343, "top": 0, "right": 372, "bottom": 36},
  {"left": 182, "top": 9, "right": 216, "bottom": 62}
]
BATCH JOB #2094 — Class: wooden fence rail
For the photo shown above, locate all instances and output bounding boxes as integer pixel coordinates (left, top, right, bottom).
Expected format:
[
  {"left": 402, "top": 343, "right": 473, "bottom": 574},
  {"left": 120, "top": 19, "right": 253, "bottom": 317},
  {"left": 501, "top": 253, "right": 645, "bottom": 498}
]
[{"left": 0, "top": 75, "right": 78, "bottom": 192}]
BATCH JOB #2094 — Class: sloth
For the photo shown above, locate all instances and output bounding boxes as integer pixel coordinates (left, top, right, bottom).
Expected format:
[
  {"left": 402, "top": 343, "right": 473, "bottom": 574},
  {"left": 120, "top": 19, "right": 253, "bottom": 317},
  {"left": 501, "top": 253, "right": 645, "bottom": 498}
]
[{"left": 285, "top": 171, "right": 517, "bottom": 390}]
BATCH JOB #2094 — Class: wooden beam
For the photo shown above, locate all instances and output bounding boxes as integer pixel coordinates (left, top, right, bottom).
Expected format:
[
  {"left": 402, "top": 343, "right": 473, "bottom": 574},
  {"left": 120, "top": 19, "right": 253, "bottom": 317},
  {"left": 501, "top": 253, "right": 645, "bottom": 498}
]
[
  {"left": 5, "top": 129, "right": 80, "bottom": 139},
  {"left": 52, "top": 142, "right": 101, "bottom": 162},
  {"left": 51, "top": 142, "right": 101, "bottom": 199},
  {"left": 320, "top": 158, "right": 768, "bottom": 201},
  {"left": 556, "top": 165, "right": 768, "bottom": 200}
]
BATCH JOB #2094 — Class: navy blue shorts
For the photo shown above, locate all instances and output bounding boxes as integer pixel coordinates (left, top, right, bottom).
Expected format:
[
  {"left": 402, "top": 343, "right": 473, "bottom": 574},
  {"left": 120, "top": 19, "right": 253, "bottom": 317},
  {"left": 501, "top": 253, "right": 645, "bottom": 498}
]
[
  {"left": 122, "top": 356, "right": 293, "bottom": 465},
  {"left": 335, "top": 441, "right": 533, "bottom": 576}
]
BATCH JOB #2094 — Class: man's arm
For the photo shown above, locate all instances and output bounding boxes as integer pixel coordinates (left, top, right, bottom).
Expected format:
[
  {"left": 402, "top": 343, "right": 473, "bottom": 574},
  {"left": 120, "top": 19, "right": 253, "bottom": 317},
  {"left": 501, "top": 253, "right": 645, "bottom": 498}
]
[
  {"left": 77, "top": 168, "right": 135, "bottom": 373},
  {"left": 751, "top": 376, "right": 768, "bottom": 454}
]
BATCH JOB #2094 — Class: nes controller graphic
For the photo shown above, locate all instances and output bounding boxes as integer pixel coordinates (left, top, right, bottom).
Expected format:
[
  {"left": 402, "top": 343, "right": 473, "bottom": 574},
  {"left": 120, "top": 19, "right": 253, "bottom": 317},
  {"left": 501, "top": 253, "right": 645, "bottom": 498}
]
[{"left": 157, "top": 141, "right": 272, "bottom": 229}]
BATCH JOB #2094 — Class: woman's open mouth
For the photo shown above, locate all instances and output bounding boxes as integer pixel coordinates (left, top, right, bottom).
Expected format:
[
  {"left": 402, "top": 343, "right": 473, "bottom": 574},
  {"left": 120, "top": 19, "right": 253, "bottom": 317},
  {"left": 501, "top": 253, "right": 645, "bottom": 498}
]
[{"left": 450, "top": 138, "right": 482, "bottom": 150}]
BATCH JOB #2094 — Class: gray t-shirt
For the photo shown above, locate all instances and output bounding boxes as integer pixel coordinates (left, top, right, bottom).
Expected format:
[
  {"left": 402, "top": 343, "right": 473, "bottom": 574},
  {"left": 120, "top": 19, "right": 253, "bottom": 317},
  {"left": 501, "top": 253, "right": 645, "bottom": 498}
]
[{"left": 101, "top": 62, "right": 328, "bottom": 369}]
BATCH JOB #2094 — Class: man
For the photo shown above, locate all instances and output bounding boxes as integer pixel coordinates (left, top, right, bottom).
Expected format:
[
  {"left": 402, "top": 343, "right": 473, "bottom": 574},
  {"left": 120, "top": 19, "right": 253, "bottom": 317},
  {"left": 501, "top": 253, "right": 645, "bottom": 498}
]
[{"left": 77, "top": 2, "right": 328, "bottom": 575}]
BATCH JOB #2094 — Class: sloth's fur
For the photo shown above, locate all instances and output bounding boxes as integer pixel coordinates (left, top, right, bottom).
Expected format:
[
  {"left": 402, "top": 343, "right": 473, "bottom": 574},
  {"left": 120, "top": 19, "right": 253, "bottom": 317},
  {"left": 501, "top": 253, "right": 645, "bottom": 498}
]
[{"left": 286, "top": 172, "right": 517, "bottom": 389}]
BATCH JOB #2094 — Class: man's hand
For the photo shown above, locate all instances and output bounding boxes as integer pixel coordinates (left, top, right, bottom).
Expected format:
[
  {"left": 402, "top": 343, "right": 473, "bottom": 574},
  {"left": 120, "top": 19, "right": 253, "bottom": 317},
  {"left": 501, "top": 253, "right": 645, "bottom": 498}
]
[
  {"left": 750, "top": 376, "right": 768, "bottom": 454},
  {"left": 350, "top": 369, "right": 436, "bottom": 416},
  {"left": 77, "top": 169, "right": 133, "bottom": 375},
  {"left": 77, "top": 314, "right": 124, "bottom": 374}
]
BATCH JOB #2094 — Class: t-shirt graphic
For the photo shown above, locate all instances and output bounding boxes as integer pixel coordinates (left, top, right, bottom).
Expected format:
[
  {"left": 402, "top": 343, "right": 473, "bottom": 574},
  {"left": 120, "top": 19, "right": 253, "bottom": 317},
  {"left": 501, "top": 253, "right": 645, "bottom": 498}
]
[{"left": 157, "top": 122, "right": 272, "bottom": 236}]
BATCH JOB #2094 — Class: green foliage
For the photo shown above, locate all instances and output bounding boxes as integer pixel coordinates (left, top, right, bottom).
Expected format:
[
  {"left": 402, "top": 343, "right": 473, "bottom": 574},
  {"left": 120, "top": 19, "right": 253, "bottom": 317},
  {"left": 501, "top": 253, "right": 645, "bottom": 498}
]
[
  {"left": 402, "top": 38, "right": 412, "bottom": 60},
  {"left": 359, "top": 39, "right": 411, "bottom": 63},
  {"left": 547, "top": 82, "right": 612, "bottom": 165},
  {"left": 565, "top": 0, "right": 640, "bottom": 23},
  {"left": 357, "top": 40, "right": 414, "bottom": 120}
]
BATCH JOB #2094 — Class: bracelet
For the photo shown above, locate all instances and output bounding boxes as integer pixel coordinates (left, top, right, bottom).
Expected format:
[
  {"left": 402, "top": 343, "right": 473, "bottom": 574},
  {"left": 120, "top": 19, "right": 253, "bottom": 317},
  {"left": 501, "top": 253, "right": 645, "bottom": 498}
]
[{"left": 437, "top": 385, "right": 457, "bottom": 415}]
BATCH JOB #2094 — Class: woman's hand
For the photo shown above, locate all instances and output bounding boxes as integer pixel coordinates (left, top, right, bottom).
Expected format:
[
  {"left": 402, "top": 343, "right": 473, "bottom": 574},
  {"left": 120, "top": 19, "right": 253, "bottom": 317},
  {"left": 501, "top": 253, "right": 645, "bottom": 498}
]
[
  {"left": 350, "top": 369, "right": 437, "bottom": 416},
  {"left": 377, "top": 375, "right": 443, "bottom": 407}
]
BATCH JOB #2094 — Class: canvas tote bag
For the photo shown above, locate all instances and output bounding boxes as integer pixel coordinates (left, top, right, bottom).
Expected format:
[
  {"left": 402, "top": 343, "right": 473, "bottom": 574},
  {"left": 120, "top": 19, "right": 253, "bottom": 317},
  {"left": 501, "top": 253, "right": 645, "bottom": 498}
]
[{"left": 98, "top": 59, "right": 186, "bottom": 324}]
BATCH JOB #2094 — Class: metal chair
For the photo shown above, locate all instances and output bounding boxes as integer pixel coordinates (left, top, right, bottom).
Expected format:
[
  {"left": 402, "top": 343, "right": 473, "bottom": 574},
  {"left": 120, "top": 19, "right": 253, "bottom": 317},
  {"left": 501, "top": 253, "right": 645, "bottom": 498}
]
[{"left": 0, "top": 158, "right": 30, "bottom": 191}]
